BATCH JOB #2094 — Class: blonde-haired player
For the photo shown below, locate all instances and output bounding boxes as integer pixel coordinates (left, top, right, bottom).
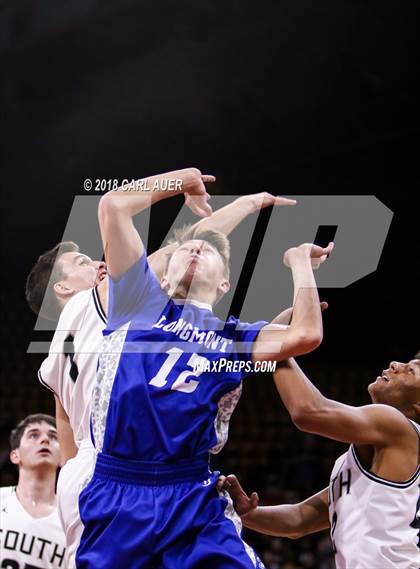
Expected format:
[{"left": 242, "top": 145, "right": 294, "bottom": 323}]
[{"left": 26, "top": 167, "right": 296, "bottom": 567}]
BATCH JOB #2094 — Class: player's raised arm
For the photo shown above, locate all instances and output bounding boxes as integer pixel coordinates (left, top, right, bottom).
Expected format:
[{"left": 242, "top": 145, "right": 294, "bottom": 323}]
[
  {"left": 98, "top": 168, "right": 214, "bottom": 279},
  {"left": 148, "top": 192, "right": 296, "bottom": 279},
  {"left": 252, "top": 243, "right": 333, "bottom": 362},
  {"left": 220, "top": 474, "right": 329, "bottom": 539},
  {"left": 273, "top": 358, "right": 415, "bottom": 446},
  {"left": 195, "top": 192, "right": 296, "bottom": 235}
]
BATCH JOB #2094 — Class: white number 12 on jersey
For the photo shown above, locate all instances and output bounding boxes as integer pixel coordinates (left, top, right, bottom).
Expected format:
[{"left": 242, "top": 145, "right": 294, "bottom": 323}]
[{"left": 149, "top": 347, "right": 209, "bottom": 394}]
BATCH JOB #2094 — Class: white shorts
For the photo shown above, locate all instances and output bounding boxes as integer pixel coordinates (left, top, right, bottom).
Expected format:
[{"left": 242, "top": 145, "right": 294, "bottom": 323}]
[{"left": 57, "top": 439, "right": 96, "bottom": 569}]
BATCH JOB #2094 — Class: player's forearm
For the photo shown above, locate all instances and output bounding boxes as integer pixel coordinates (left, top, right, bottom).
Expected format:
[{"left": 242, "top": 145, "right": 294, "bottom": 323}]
[
  {"left": 98, "top": 169, "right": 202, "bottom": 278},
  {"left": 253, "top": 259, "right": 322, "bottom": 361},
  {"left": 243, "top": 489, "right": 329, "bottom": 539},
  {"left": 287, "top": 253, "right": 323, "bottom": 349},
  {"left": 102, "top": 168, "right": 201, "bottom": 217},
  {"left": 273, "top": 359, "right": 330, "bottom": 429},
  {"left": 193, "top": 195, "right": 255, "bottom": 236},
  {"left": 242, "top": 505, "right": 307, "bottom": 539}
]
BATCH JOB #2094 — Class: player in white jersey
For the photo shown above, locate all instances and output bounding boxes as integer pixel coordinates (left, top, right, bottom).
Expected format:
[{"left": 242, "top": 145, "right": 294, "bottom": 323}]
[
  {"left": 0, "top": 414, "right": 66, "bottom": 569},
  {"left": 25, "top": 167, "right": 296, "bottom": 567},
  {"left": 220, "top": 352, "right": 420, "bottom": 569},
  {"left": 35, "top": 286, "right": 107, "bottom": 568}
]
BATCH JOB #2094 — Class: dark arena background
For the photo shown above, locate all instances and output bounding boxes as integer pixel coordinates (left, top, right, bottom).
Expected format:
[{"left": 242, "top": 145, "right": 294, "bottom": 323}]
[{"left": 1, "top": 2, "right": 419, "bottom": 568}]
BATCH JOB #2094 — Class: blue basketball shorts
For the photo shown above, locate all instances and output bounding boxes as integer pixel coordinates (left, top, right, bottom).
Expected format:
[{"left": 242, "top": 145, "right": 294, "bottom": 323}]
[{"left": 76, "top": 453, "right": 264, "bottom": 569}]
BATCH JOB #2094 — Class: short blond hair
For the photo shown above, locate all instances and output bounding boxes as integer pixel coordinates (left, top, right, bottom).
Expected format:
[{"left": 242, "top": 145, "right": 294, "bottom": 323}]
[{"left": 166, "top": 225, "right": 230, "bottom": 278}]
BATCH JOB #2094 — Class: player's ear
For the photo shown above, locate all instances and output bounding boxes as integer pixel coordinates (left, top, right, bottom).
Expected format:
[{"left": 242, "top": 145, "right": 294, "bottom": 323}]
[
  {"left": 10, "top": 449, "right": 20, "bottom": 466},
  {"left": 53, "top": 281, "right": 75, "bottom": 300},
  {"left": 218, "top": 279, "right": 230, "bottom": 296},
  {"left": 160, "top": 276, "right": 170, "bottom": 292}
]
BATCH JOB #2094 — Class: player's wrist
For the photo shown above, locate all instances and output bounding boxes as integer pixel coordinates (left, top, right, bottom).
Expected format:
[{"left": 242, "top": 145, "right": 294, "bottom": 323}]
[
  {"left": 284, "top": 248, "right": 312, "bottom": 268},
  {"left": 180, "top": 168, "right": 203, "bottom": 191},
  {"left": 234, "top": 195, "right": 258, "bottom": 214}
]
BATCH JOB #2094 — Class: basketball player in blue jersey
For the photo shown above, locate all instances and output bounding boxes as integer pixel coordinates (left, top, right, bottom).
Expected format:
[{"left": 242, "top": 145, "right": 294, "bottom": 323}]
[
  {"left": 75, "top": 168, "right": 333, "bottom": 569},
  {"left": 220, "top": 353, "right": 420, "bottom": 569},
  {"left": 26, "top": 166, "right": 297, "bottom": 567}
]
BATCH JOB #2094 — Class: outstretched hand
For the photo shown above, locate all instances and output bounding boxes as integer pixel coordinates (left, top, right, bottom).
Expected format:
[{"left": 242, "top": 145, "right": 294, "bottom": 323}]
[
  {"left": 183, "top": 171, "right": 215, "bottom": 217},
  {"left": 217, "top": 474, "right": 259, "bottom": 517},
  {"left": 283, "top": 242, "right": 334, "bottom": 269},
  {"left": 245, "top": 192, "right": 297, "bottom": 212}
]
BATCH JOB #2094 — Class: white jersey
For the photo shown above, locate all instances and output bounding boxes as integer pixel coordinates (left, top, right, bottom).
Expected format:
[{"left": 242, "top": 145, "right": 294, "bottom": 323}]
[
  {"left": 328, "top": 420, "right": 420, "bottom": 569},
  {"left": 56, "top": 440, "right": 95, "bottom": 569},
  {"left": 38, "top": 287, "right": 107, "bottom": 446},
  {"left": 0, "top": 486, "right": 66, "bottom": 569},
  {"left": 38, "top": 286, "right": 106, "bottom": 567}
]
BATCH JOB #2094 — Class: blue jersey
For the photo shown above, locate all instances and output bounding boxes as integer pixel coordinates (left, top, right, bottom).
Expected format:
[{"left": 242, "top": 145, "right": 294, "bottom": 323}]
[{"left": 91, "top": 253, "right": 267, "bottom": 462}]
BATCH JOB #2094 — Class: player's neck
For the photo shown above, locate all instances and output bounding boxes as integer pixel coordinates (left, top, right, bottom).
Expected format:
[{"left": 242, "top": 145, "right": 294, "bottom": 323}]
[
  {"left": 16, "top": 468, "right": 57, "bottom": 509},
  {"left": 170, "top": 283, "right": 215, "bottom": 307}
]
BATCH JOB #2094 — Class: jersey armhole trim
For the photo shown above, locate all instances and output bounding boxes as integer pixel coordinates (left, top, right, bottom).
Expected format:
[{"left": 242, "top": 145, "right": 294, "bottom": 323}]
[
  {"left": 407, "top": 418, "right": 420, "bottom": 438},
  {"left": 38, "top": 369, "right": 58, "bottom": 397},
  {"left": 351, "top": 444, "right": 420, "bottom": 488},
  {"left": 92, "top": 287, "right": 107, "bottom": 324}
]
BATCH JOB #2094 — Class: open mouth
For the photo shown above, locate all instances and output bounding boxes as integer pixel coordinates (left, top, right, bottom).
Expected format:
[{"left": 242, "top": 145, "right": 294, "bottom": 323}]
[
  {"left": 95, "top": 269, "right": 107, "bottom": 284},
  {"left": 38, "top": 448, "right": 51, "bottom": 455}
]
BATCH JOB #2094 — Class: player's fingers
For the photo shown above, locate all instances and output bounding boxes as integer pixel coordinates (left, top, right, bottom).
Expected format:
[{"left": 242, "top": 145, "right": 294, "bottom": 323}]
[
  {"left": 320, "top": 301, "right": 329, "bottom": 311},
  {"left": 185, "top": 195, "right": 213, "bottom": 217},
  {"left": 274, "top": 197, "right": 297, "bottom": 206},
  {"left": 216, "top": 475, "right": 227, "bottom": 491},
  {"left": 226, "top": 474, "right": 239, "bottom": 484},
  {"left": 324, "top": 241, "right": 334, "bottom": 256},
  {"left": 226, "top": 474, "right": 243, "bottom": 493},
  {"left": 201, "top": 174, "right": 216, "bottom": 183},
  {"left": 250, "top": 492, "right": 259, "bottom": 508}
]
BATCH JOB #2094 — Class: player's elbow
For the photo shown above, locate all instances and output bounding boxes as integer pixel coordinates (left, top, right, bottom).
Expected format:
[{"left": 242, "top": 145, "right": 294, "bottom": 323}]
[
  {"left": 287, "top": 532, "right": 304, "bottom": 540},
  {"left": 290, "top": 403, "right": 324, "bottom": 433},
  {"left": 290, "top": 329, "right": 323, "bottom": 356},
  {"left": 98, "top": 192, "right": 121, "bottom": 219}
]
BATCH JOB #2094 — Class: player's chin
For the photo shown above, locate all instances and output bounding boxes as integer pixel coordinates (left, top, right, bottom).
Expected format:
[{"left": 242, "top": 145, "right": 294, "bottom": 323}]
[
  {"left": 35, "top": 453, "right": 57, "bottom": 465},
  {"left": 367, "top": 380, "right": 384, "bottom": 402}
]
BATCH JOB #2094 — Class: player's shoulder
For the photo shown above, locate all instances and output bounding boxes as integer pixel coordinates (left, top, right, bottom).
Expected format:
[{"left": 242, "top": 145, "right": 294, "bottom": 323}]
[
  {"left": 331, "top": 450, "right": 349, "bottom": 473},
  {"left": 366, "top": 404, "right": 419, "bottom": 442},
  {"left": 63, "top": 288, "right": 93, "bottom": 314},
  {"left": 368, "top": 403, "right": 410, "bottom": 423},
  {"left": 59, "top": 288, "right": 103, "bottom": 326}
]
